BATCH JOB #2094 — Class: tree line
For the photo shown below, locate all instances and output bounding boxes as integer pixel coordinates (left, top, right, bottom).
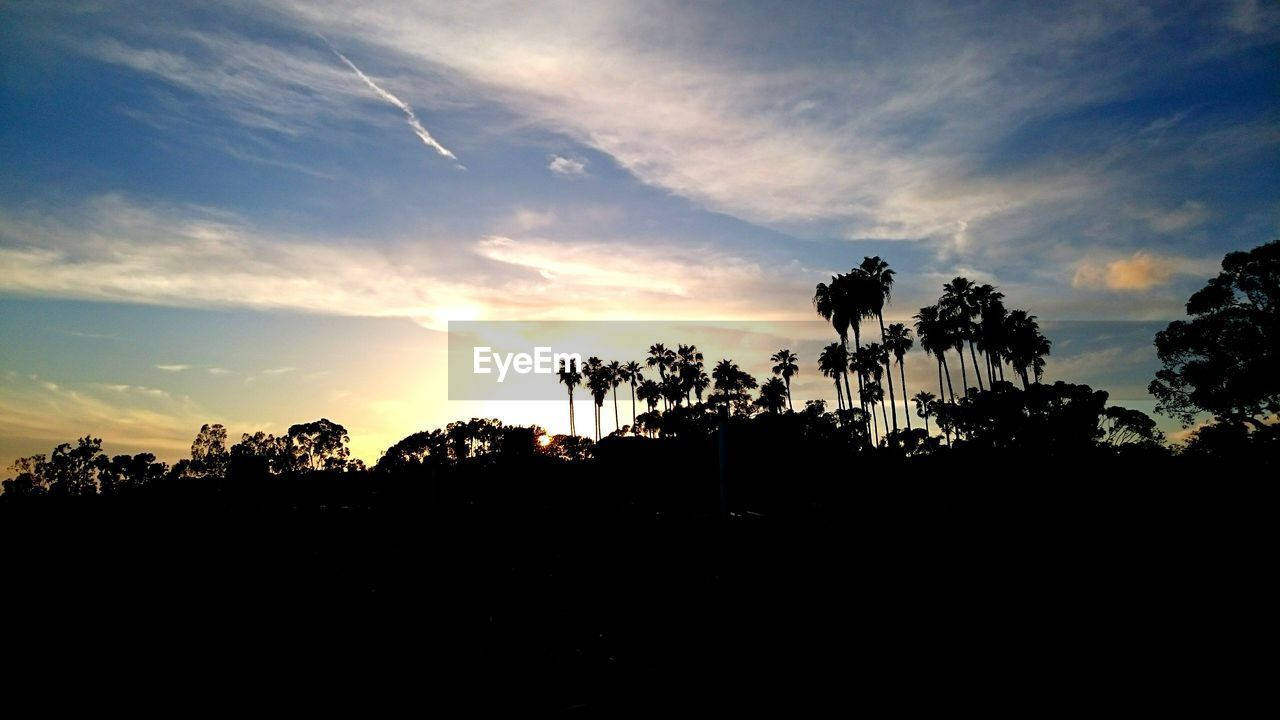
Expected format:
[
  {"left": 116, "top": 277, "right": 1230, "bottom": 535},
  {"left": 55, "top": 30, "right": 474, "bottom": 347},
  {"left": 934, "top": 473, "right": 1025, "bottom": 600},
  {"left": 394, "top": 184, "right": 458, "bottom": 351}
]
[{"left": 4, "top": 240, "right": 1276, "bottom": 497}]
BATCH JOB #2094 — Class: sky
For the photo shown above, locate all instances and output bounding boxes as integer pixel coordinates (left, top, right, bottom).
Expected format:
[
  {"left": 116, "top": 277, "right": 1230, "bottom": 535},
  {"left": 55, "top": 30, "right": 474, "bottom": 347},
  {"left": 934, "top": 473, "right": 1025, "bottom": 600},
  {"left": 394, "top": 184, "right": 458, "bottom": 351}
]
[{"left": 1, "top": 0, "right": 1277, "bottom": 466}]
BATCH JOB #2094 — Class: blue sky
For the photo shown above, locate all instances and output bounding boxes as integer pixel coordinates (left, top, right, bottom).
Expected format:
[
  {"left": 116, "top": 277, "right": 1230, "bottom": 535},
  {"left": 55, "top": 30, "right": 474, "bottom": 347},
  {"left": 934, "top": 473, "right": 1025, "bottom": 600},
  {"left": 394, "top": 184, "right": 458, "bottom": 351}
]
[{"left": 1, "top": 0, "right": 1277, "bottom": 464}]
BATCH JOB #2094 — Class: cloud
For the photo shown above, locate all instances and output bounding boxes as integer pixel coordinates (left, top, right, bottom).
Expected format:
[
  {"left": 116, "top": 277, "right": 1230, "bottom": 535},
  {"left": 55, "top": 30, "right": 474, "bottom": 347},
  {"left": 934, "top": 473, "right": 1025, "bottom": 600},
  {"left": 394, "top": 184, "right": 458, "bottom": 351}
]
[
  {"left": 327, "top": 44, "right": 461, "bottom": 165},
  {"left": 548, "top": 155, "right": 587, "bottom": 176},
  {"left": 156, "top": 364, "right": 190, "bottom": 372},
  {"left": 207, "top": 367, "right": 235, "bottom": 376},
  {"left": 262, "top": 367, "right": 296, "bottom": 375},
  {"left": 0, "top": 194, "right": 802, "bottom": 328},
  {"left": 1134, "top": 201, "right": 1209, "bottom": 234},
  {"left": 1072, "top": 251, "right": 1217, "bottom": 292}
]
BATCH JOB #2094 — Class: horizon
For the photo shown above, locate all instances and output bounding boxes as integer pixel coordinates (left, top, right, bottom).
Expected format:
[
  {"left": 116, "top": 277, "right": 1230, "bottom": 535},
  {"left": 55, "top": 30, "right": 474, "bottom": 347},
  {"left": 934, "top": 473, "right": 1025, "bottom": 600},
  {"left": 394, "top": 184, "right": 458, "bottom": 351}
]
[{"left": 2, "top": 1, "right": 1278, "bottom": 468}]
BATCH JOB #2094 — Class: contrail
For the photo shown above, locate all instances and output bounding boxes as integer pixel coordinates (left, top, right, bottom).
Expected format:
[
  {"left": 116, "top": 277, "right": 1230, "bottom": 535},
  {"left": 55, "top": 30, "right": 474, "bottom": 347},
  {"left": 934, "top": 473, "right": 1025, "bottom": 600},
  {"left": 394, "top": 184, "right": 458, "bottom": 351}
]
[{"left": 328, "top": 44, "right": 461, "bottom": 165}]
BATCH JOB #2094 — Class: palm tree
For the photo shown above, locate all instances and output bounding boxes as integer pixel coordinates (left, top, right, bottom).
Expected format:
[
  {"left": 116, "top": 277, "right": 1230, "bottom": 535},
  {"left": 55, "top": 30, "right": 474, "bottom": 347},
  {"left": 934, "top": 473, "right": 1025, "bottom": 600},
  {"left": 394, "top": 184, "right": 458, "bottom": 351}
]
[
  {"left": 914, "top": 305, "right": 956, "bottom": 403},
  {"left": 942, "top": 276, "right": 985, "bottom": 393},
  {"left": 1004, "top": 310, "right": 1051, "bottom": 389},
  {"left": 856, "top": 343, "right": 891, "bottom": 439},
  {"left": 813, "top": 276, "right": 856, "bottom": 411},
  {"left": 621, "top": 360, "right": 643, "bottom": 431},
  {"left": 912, "top": 391, "right": 936, "bottom": 434},
  {"left": 859, "top": 379, "right": 885, "bottom": 445},
  {"left": 646, "top": 343, "right": 676, "bottom": 409},
  {"left": 677, "top": 344, "right": 704, "bottom": 404},
  {"left": 859, "top": 256, "right": 899, "bottom": 431},
  {"left": 693, "top": 370, "right": 710, "bottom": 404},
  {"left": 883, "top": 323, "right": 915, "bottom": 430},
  {"left": 637, "top": 378, "right": 661, "bottom": 413},
  {"left": 770, "top": 348, "right": 799, "bottom": 411},
  {"left": 583, "top": 356, "right": 605, "bottom": 440},
  {"left": 556, "top": 358, "right": 581, "bottom": 437},
  {"left": 818, "top": 342, "right": 847, "bottom": 411},
  {"left": 757, "top": 377, "right": 788, "bottom": 414},
  {"left": 606, "top": 360, "right": 622, "bottom": 434},
  {"left": 973, "top": 284, "right": 1007, "bottom": 385}
]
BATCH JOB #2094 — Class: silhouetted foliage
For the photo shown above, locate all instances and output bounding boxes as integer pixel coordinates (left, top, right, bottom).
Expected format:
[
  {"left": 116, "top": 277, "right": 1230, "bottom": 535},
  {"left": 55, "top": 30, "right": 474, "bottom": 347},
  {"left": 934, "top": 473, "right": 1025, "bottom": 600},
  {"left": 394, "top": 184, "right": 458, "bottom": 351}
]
[{"left": 1150, "top": 239, "right": 1279, "bottom": 430}]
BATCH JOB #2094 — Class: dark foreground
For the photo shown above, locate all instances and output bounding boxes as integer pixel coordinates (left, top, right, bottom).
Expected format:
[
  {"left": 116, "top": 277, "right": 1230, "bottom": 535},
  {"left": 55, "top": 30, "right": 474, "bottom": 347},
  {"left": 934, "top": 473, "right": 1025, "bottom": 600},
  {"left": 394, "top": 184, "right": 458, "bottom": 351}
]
[{"left": 1, "top": 440, "right": 1266, "bottom": 712}]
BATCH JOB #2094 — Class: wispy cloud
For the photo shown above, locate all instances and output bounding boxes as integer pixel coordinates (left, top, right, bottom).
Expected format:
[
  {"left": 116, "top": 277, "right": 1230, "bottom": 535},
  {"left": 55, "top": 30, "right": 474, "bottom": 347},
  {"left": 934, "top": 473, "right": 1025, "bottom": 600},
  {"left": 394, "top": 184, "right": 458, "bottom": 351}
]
[
  {"left": 0, "top": 194, "right": 798, "bottom": 328},
  {"left": 155, "top": 363, "right": 190, "bottom": 372},
  {"left": 327, "top": 43, "right": 461, "bottom": 166}
]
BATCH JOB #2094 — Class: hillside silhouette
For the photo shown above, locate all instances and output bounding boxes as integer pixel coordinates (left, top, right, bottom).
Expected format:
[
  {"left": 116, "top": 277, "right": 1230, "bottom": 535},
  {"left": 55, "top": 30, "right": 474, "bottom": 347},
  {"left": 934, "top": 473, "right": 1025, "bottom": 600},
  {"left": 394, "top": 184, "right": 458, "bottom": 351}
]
[{"left": 3, "top": 242, "right": 1275, "bottom": 711}]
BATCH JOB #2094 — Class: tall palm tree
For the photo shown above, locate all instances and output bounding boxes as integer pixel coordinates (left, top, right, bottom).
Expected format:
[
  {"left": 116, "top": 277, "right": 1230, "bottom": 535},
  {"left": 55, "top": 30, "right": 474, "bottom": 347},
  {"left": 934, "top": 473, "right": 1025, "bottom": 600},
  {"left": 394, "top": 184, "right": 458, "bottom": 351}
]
[
  {"left": 606, "top": 360, "right": 622, "bottom": 433},
  {"left": 583, "top": 356, "right": 605, "bottom": 440},
  {"left": 973, "top": 284, "right": 1007, "bottom": 386},
  {"left": 813, "top": 276, "right": 856, "bottom": 411},
  {"left": 912, "top": 391, "right": 936, "bottom": 434},
  {"left": 621, "top": 360, "right": 643, "bottom": 431},
  {"left": 914, "top": 305, "right": 955, "bottom": 403},
  {"left": 770, "top": 348, "right": 799, "bottom": 411},
  {"left": 883, "top": 323, "right": 915, "bottom": 430},
  {"left": 818, "top": 342, "right": 848, "bottom": 411},
  {"left": 859, "top": 256, "right": 899, "bottom": 431},
  {"left": 859, "top": 379, "right": 885, "bottom": 445},
  {"left": 556, "top": 358, "right": 581, "bottom": 437},
  {"left": 693, "top": 370, "right": 710, "bottom": 404},
  {"left": 1004, "top": 310, "right": 1051, "bottom": 389},
  {"left": 646, "top": 343, "right": 676, "bottom": 409},
  {"left": 677, "top": 344, "right": 704, "bottom": 404},
  {"left": 856, "top": 343, "right": 891, "bottom": 438},
  {"left": 942, "top": 276, "right": 985, "bottom": 393}
]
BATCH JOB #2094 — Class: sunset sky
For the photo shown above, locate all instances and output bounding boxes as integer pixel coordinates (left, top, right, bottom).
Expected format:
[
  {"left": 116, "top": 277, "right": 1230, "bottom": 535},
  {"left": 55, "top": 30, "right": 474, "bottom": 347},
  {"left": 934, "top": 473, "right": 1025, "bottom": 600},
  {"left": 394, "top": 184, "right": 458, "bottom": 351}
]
[{"left": 1, "top": 1, "right": 1277, "bottom": 465}]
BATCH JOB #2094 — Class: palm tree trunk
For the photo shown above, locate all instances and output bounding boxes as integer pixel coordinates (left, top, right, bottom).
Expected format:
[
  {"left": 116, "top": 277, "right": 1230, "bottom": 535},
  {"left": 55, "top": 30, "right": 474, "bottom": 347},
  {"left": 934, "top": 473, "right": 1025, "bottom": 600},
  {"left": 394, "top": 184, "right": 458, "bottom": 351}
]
[
  {"left": 870, "top": 403, "right": 879, "bottom": 445},
  {"left": 629, "top": 382, "right": 636, "bottom": 430},
  {"left": 956, "top": 348, "right": 968, "bottom": 397},
  {"left": 924, "top": 415, "right": 930, "bottom": 434},
  {"left": 568, "top": 391, "right": 575, "bottom": 437},
  {"left": 941, "top": 356, "right": 955, "bottom": 402},
  {"left": 879, "top": 397, "right": 889, "bottom": 439},
  {"left": 879, "top": 313, "right": 898, "bottom": 431},
  {"left": 785, "top": 379, "right": 792, "bottom": 411},
  {"left": 968, "top": 341, "right": 985, "bottom": 392},
  {"left": 612, "top": 387, "right": 620, "bottom": 433},
  {"left": 899, "top": 361, "right": 912, "bottom": 431}
]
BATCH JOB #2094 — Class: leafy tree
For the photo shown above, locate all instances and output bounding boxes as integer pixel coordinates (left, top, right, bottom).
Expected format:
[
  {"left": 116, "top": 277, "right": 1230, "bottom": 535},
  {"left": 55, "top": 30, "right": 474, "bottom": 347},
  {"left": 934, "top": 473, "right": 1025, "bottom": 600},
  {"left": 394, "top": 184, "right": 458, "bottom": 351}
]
[
  {"left": 1099, "top": 406, "right": 1164, "bottom": 447},
  {"left": 189, "top": 423, "right": 229, "bottom": 478},
  {"left": 286, "top": 418, "right": 352, "bottom": 471},
  {"left": 1149, "top": 239, "right": 1279, "bottom": 429}
]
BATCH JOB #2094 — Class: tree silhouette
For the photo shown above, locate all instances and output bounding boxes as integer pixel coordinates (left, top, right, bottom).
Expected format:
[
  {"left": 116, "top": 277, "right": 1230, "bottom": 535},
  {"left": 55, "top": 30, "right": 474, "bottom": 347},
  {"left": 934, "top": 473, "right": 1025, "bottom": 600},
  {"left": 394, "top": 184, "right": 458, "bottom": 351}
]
[
  {"left": 1004, "top": 310, "right": 1051, "bottom": 390},
  {"left": 818, "top": 342, "right": 848, "bottom": 412},
  {"left": 757, "top": 377, "right": 788, "bottom": 414},
  {"left": 646, "top": 343, "right": 676, "bottom": 411},
  {"left": 607, "top": 360, "right": 623, "bottom": 432},
  {"left": 859, "top": 256, "right": 899, "bottom": 431},
  {"left": 190, "top": 423, "right": 229, "bottom": 478},
  {"left": 912, "top": 391, "right": 936, "bottom": 435},
  {"left": 620, "top": 360, "right": 644, "bottom": 432},
  {"left": 914, "top": 305, "right": 956, "bottom": 403},
  {"left": 883, "top": 323, "right": 914, "bottom": 430},
  {"left": 557, "top": 357, "right": 582, "bottom": 438},
  {"left": 770, "top": 348, "right": 799, "bottom": 411},
  {"left": 287, "top": 418, "right": 352, "bottom": 471},
  {"left": 1150, "top": 239, "right": 1279, "bottom": 430},
  {"left": 941, "top": 277, "right": 982, "bottom": 394}
]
